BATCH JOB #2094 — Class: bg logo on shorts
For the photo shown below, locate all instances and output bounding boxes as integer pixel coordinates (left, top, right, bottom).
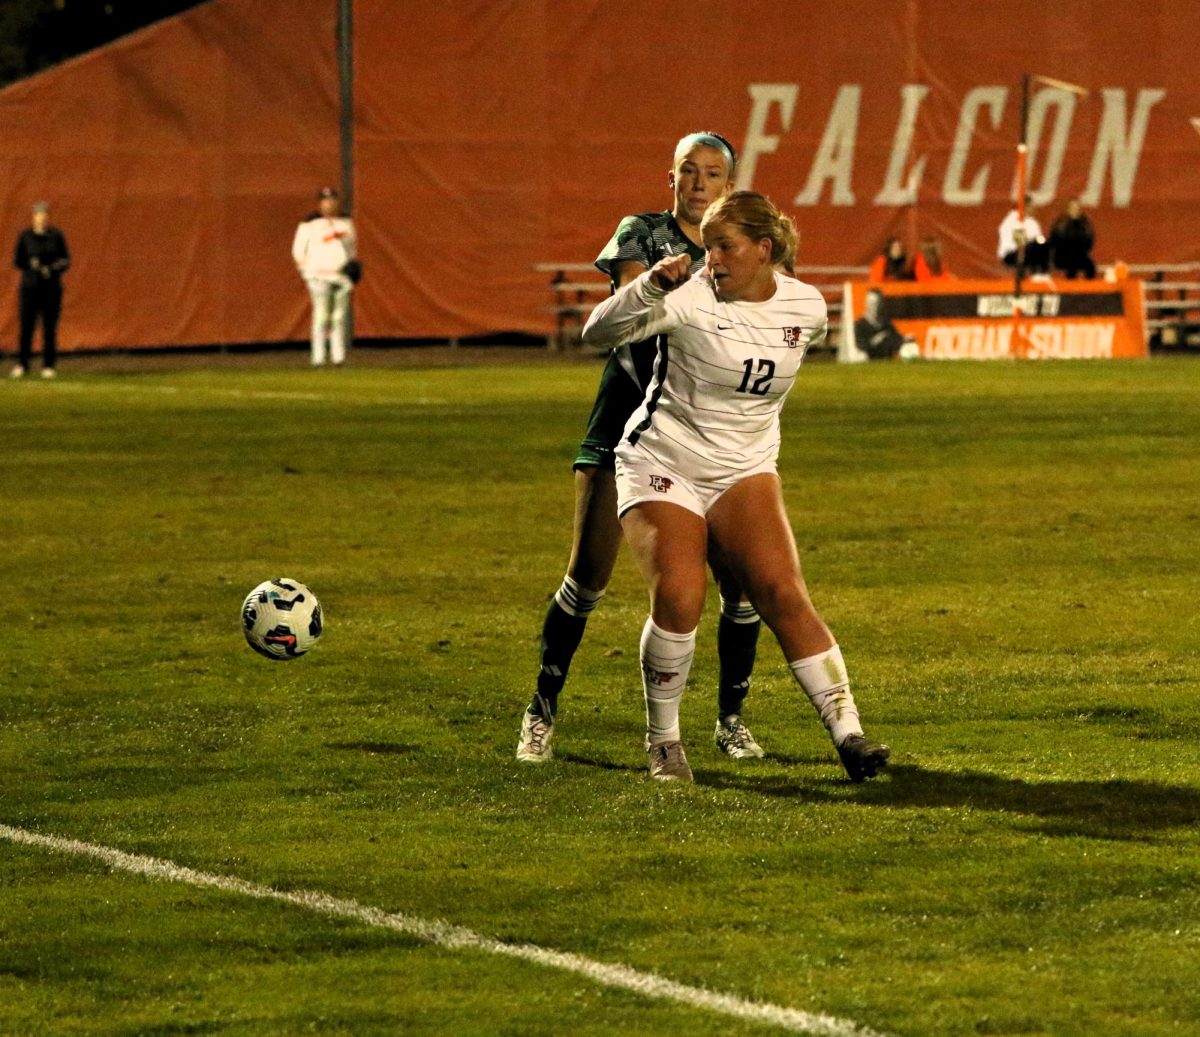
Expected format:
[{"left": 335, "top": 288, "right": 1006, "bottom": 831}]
[{"left": 649, "top": 474, "right": 673, "bottom": 492}]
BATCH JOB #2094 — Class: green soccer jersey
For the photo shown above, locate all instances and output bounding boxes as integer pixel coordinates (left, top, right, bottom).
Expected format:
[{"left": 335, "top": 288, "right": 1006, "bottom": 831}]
[
  {"left": 596, "top": 210, "right": 705, "bottom": 295},
  {"left": 573, "top": 211, "right": 705, "bottom": 470}
]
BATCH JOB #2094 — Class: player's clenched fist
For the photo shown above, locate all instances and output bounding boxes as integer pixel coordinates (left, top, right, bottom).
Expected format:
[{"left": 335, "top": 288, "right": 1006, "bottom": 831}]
[{"left": 648, "top": 254, "right": 692, "bottom": 292}]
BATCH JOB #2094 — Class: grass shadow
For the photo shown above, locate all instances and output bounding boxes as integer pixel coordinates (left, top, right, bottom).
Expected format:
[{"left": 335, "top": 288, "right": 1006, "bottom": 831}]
[
  {"left": 705, "top": 762, "right": 1200, "bottom": 840},
  {"left": 324, "top": 741, "right": 416, "bottom": 755},
  {"left": 555, "top": 752, "right": 644, "bottom": 774}
]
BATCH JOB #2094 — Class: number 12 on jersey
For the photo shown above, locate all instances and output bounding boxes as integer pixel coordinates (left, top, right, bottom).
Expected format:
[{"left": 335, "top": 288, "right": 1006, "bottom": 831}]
[{"left": 737, "top": 358, "right": 776, "bottom": 395}]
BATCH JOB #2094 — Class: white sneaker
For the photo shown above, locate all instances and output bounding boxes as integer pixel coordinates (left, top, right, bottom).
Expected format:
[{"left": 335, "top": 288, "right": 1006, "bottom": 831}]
[
  {"left": 41, "top": 367, "right": 57, "bottom": 379},
  {"left": 516, "top": 708, "right": 554, "bottom": 762},
  {"left": 648, "top": 740, "right": 693, "bottom": 782},
  {"left": 714, "top": 714, "right": 764, "bottom": 759},
  {"left": 9, "top": 365, "right": 25, "bottom": 379}
]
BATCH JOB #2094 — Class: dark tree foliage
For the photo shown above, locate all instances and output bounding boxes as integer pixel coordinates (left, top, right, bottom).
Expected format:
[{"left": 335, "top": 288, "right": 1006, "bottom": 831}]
[{"left": 0, "top": 0, "right": 209, "bottom": 87}]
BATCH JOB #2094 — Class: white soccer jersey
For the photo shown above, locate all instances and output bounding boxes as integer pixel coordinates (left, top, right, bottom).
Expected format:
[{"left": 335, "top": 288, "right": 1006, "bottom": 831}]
[
  {"left": 292, "top": 215, "right": 356, "bottom": 282},
  {"left": 582, "top": 270, "right": 827, "bottom": 484}
]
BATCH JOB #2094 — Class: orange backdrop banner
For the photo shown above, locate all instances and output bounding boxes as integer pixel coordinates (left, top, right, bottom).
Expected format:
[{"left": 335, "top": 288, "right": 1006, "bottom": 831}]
[
  {"left": 1, "top": 0, "right": 1197, "bottom": 351},
  {"left": 844, "top": 279, "right": 1148, "bottom": 360}
]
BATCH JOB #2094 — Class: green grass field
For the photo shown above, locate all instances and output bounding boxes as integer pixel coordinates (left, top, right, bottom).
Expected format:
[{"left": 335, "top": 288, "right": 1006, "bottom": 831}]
[{"left": 1, "top": 352, "right": 1198, "bottom": 1037}]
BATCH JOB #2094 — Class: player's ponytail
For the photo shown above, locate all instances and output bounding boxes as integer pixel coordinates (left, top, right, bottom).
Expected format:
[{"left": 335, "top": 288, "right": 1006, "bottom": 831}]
[{"left": 701, "top": 191, "right": 798, "bottom": 270}]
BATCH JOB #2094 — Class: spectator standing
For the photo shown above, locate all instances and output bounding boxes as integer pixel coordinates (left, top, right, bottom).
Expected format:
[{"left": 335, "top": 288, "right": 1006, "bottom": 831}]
[
  {"left": 868, "top": 237, "right": 912, "bottom": 282},
  {"left": 292, "top": 187, "right": 356, "bottom": 367},
  {"left": 1048, "top": 198, "right": 1096, "bottom": 279},
  {"left": 11, "top": 201, "right": 70, "bottom": 379}
]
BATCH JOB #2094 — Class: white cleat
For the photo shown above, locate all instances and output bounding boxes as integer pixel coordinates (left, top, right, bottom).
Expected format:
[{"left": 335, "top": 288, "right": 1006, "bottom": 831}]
[
  {"left": 9, "top": 365, "right": 26, "bottom": 379},
  {"left": 516, "top": 708, "right": 554, "bottom": 763},
  {"left": 648, "top": 740, "right": 693, "bottom": 782},
  {"left": 41, "top": 367, "right": 57, "bottom": 379},
  {"left": 714, "top": 714, "right": 765, "bottom": 759}
]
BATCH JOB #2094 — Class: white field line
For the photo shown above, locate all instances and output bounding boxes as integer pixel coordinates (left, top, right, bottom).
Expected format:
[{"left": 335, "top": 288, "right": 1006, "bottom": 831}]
[
  {"left": 49, "top": 382, "right": 327, "bottom": 402},
  {"left": 1, "top": 823, "right": 887, "bottom": 1037},
  {"left": 46, "top": 381, "right": 448, "bottom": 405}
]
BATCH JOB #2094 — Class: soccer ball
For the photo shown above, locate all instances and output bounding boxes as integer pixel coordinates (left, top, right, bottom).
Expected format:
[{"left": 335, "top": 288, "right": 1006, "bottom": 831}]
[{"left": 241, "top": 578, "right": 323, "bottom": 660}]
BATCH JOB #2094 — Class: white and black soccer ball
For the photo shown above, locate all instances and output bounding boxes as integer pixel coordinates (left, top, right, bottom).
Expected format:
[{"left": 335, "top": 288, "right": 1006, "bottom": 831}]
[{"left": 241, "top": 578, "right": 323, "bottom": 660}]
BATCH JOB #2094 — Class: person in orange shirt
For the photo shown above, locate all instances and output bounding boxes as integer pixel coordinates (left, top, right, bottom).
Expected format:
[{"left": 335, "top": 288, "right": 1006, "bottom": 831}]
[
  {"left": 868, "top": 236, "right": 912, "bottom": 282},
  {"left": 913, "top": 236, "right": 953, "bottom": 282}
]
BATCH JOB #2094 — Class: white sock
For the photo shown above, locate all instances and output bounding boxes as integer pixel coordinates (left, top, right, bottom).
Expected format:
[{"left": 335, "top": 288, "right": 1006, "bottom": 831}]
[
  {"left": 554, "top": 574, "right": 605, "bottom": 618},
  {"left": 640, "top": 617, "right": 695, "bottom": 747},
  {"left": 789, "top": 644, "right": 863, "bottom": 747}
]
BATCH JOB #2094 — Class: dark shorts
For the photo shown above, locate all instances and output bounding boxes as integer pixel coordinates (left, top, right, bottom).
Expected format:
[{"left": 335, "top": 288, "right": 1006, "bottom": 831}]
[{"left": 573, "top": 350, "right": 650, "bottom": 471}]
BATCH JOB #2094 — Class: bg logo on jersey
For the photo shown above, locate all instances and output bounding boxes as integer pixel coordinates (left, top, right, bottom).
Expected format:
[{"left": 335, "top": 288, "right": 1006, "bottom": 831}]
[{"left": 783, "top": 326, "right": 804, "bottom": 346}]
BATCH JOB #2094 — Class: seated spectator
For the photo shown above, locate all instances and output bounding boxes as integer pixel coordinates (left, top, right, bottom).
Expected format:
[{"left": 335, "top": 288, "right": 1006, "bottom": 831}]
[
  {"left": 868, "top": 237, "right": 913, "bottom": 282},
  {"left": 998, "top": 197, "right": 1050, "bottom": 274},
  {"left": 913, "top": 236, "right": 953, "bottom": 282},
  {"left": 1048, "top": 198, "right": 1096, "bottom": 279},
  {"left": 854, "top": 288, "right": 918, "bottom": 360}
]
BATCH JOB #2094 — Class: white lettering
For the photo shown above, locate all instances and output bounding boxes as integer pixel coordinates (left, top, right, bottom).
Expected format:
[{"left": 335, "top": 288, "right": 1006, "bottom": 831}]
[
  {"left": 925, "top": 323, "right": 1013, "bottom": 359},
  {"left": 975, "top": 294, "right": 1063, "bottom": 317},
  {"left": 794, "top": 85, "right": 860, "bottom": 206},
  {"left": 874, "top": 85, "right": 930, "bottom": 205},
  {"left": 1081, "top": 89, "right": 1165, "bottom": 208},
  {"left": 1024, "top": 322, "right": 1116, "bottom": 359},
  {"left": 737, "top": 82, "right": 1161, "bottom": 209},
  {"left": 943, "top": 87, "right": 1007, "bottom": 205},
  {"left": 736, "top": 84, "right": 798, "bottom": 191}
]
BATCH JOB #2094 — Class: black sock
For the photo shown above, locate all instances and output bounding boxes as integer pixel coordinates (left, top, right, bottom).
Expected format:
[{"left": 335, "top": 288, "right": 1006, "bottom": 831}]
[
  {"left": 529, "top": 599, "right": 589, "bottom": 719},
  {"left": 717, "top": 613, "right": 761, "bottom": 718}
]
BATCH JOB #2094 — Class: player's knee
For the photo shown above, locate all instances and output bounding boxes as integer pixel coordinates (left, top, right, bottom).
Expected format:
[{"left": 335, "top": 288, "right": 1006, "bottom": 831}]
[
  {"left": 751, "top": 578, "right": 811, "bottom": 625},
  {"left": 564, "top": 564, "right": 609, "bottom": 596},
  {"left": 650, "top": 577, "right": 706, "bottom": 632}
]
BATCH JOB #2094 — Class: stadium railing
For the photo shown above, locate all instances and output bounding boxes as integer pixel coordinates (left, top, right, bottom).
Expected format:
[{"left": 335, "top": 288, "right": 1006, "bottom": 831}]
[
  {"left": 532, "top": 263, "right": 607, "bottom": 351},
  {"left": 1128, "top": 263, "right": 1200, "bottom": 350},
  {"left": 533, "top": 263, "right": 868, "bottom": 355},
  {"left": 536, "top": 261, "right": 1199, "bottom": 356}
]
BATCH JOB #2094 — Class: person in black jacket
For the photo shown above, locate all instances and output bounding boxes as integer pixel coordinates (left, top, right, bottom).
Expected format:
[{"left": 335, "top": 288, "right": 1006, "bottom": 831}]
[
  {"left": 11, "top": 201, "right": 71, "bottom": 379},
  {"left": 854, "top": 288, "right": 917, "bottom": 359},
  {"left": 1048, "top": 198, "right": 1097, "bottom": 280}
]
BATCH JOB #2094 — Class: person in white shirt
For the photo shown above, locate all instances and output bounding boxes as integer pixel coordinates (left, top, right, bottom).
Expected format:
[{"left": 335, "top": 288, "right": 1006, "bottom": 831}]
[
  {"left": 997, "top": 196, "right": 1049, "bottom": 273},
  {"left": 291, "top": 187, "right": 357, "bottom": 366},
  {"left": 581, "top": 190, "right": 890, "bottom": 784}
]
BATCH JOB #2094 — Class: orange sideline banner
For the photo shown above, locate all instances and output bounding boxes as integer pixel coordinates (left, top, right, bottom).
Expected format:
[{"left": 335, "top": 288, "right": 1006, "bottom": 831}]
[
  {"left": 842, "top": 279, "right": 1147, "bottom": 360},
  {"left": 1, "top": 0, "right": 1197, "bottom": 351}
]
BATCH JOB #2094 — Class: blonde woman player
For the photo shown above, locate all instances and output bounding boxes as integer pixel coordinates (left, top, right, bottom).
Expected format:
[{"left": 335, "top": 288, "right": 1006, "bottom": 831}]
[
  {"left": 291, "top": 187, "right": 356, "bottom": 366},
  {"left": 581, "top": 191, "right": 890, "bottom": 783},
  {"left": 517, "top": 132, "right": 768, "bottom": 765}
]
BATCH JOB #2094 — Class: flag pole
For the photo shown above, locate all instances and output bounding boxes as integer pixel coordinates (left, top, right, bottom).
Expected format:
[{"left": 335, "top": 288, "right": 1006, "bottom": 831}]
[
  {"left": 337, "top": 0, "right": 354, "bottom": 351},
  {"left": 337, "top": 0, "right": 353, "bottom": 212}
]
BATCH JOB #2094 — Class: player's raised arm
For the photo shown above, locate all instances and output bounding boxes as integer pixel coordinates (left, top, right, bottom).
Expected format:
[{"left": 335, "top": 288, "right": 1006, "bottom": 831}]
[{"left": 581, "top": 255, "right": 690, "bottom": 348}]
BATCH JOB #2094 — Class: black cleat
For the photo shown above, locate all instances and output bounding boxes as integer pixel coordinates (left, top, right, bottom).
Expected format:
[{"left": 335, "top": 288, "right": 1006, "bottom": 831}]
[{"left": 836, "top": 734, "right": 890, "bottom": 782}]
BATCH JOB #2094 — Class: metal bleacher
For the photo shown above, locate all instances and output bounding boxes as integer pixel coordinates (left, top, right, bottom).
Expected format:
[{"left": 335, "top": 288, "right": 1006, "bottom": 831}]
[{"left": 1128, "top": 263, "right": 1200, "bottom": 350}]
